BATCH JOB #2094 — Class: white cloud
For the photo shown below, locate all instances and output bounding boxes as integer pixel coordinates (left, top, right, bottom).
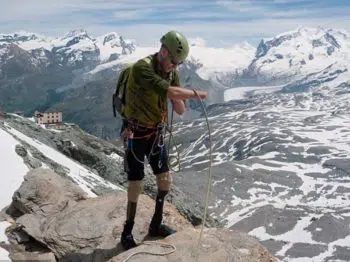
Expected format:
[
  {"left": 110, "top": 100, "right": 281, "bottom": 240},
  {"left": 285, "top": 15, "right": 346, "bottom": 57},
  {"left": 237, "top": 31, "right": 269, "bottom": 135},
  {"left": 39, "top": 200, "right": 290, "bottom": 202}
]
[
  {"left": 216, "top": 0, "right": 350, "bottom": 19},
  {"left": 0, "top": 0, "right": 186, "bottom": 20},
  {"left": 216, "top": 0, "right": 268, "bottom": 13},
  {"left": 113, "top": 8, "right": 154, "bottom": 20}
]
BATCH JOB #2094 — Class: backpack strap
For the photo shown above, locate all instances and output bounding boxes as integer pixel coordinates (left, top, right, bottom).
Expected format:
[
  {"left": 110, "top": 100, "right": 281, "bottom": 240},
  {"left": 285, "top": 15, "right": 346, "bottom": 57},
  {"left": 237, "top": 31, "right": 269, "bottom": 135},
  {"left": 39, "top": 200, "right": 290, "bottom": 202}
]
[{"left": 113, "top": 65, "right": 132, "bottom": 118}]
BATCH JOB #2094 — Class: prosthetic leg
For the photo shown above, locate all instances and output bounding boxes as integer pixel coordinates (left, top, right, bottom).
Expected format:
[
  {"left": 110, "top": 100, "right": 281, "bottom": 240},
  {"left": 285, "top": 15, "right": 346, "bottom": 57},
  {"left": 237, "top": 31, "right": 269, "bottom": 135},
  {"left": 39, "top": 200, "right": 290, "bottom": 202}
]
[
  {"left": 121, "top": 181, "right": 142, "bottom": 250},
  {"left": 148, "top": 172, "right": 177, "bottom": 237}
]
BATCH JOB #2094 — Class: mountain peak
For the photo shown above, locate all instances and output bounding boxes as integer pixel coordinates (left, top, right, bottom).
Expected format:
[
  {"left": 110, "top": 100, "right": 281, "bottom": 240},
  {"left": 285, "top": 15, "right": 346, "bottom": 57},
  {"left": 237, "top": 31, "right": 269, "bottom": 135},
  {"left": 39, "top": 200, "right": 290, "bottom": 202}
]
[
  {"left": 270, "top": 26, "right": 349, "bottom": 42},
  {"left": 63, "top": 29, "right": 89, "bottom": 39},
  {"left": 248, "top": 26, "right": 350, "bottom": 85},
  {"left": 0, "top": 31, "right": 39, "bottom": 43},
  {"left": 13, "top": 30, "right": 39, "bottom": 38},
  {"left": 256, "top": 26, "right": 350, "bottom": 56},
  {"left": 99, "top": 32, "right": 121, "bottom": 46}
]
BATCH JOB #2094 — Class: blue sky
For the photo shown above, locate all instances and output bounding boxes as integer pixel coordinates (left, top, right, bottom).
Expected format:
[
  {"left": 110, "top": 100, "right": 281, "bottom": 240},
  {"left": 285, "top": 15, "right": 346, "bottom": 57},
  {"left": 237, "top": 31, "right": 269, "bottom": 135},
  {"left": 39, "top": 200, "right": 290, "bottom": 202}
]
[{"left": 1, "top": 0, "right": 350, "bottom": 47}]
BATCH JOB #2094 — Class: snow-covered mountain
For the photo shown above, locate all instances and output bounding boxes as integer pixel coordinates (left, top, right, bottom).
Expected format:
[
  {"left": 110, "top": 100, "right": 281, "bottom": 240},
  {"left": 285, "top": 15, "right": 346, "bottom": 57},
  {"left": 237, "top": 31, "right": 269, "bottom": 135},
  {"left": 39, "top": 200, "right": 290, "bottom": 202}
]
[
  {"left": 0, "top": 29, "right": 255, "bottom": 84},
  {"left": 246, "top": 27, "right": 350, "bottom": 86},
  {"left": 82, "top": 26, "right": 350, "bottom": 90},
  {"left": 0, "top": 29, "right": 135, "bottom": 65},
  {"left": 1, "top": 26, "right": 350, "bottom": 139},
  {"left": 1, "top": 26, "right": 349, "bottom": 87},
  {"left": 169, "top": 81, "right": 350, "bottom": 262}
]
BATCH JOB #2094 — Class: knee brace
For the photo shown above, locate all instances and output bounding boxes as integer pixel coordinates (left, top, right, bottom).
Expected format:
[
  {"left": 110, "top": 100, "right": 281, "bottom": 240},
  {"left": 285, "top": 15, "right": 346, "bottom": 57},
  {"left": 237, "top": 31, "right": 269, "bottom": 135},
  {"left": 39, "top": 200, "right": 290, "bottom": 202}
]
[{"left": 156, "top": 172, "right": 172, "bottom": 191}]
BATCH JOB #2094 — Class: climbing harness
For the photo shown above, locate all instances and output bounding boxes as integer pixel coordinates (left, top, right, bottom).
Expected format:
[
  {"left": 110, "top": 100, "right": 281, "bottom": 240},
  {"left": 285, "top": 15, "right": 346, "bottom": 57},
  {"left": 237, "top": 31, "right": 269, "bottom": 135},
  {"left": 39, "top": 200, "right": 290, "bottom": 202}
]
[
  {"left": 124, "top": 121, "right": 167, "bottom": 167},
  {"left": 157, "top": 128, "right": 165, "bottom": 169},
  {"left": 121, "top": 89, "right": 213, "bottom": 262}
]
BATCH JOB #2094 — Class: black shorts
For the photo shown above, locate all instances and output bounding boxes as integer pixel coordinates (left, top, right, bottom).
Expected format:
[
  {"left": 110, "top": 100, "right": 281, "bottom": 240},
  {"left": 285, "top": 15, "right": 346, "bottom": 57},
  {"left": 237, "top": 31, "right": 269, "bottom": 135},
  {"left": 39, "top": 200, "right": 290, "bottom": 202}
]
[{"left": 122, "top": 125, "right": 169, "bottom": 181}]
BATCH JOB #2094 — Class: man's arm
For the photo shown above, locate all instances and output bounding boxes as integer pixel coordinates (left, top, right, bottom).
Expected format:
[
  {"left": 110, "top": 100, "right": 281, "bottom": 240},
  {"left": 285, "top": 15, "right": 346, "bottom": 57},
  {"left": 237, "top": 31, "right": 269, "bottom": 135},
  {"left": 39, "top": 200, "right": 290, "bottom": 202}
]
[
  {"left": 167, "top": 86, "right": 208, "bottom": 100},
  {"left": 132, "top": 60, "right": 208, "bottom": 101},
  {"left": 168, "top": 70, "right": 207, "bottom": 114}
]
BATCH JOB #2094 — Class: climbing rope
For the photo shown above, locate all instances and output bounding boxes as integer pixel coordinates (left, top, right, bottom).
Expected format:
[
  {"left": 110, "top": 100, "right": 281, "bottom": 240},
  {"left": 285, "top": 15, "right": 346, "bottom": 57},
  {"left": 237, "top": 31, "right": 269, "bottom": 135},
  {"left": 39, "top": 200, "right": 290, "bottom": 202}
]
[
  {"left": 121, "top": 89, "right": 213, "bottom": 262},
  {"left": 121, "top": 241, "right": 176, "bottom": 262},
  {"left": 166, "top": 104, "right": 181, "bottom": 172},
  {"left": 193, "top": 89, "right": 213, "bottom": 259},
  {"left": 166, "top": 89, "right": 213, "bottom": 253}
]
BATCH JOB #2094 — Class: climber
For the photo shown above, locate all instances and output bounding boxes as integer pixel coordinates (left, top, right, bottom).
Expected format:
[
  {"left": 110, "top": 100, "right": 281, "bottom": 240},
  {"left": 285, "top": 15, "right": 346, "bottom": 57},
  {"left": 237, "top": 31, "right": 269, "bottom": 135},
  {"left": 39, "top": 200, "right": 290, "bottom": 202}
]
[{"left": 119, "top": 30, "right": 208, "bottom": 250}]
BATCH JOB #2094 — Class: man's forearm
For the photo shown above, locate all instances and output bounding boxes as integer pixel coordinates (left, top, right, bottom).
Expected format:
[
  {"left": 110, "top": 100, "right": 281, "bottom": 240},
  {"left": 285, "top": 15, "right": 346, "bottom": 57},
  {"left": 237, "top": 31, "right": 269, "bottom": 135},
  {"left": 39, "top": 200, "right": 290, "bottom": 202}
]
[{"left": 167, "top": 86, "right": 195, "bottom": 100}]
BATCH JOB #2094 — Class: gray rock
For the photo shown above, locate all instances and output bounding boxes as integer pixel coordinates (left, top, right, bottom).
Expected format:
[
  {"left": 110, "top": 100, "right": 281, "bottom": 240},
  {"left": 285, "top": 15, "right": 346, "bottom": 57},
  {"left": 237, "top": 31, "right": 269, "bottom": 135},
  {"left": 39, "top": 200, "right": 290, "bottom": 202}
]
[
  {"left": 10, "top": 169, "right": 192, "bottom": 261},
  {"left": 306, "top": 214, "right": 350, "bottom": 243},
  {"left": 109, "top": 228, "right": 277, "bottom": 262},
  {"left": 1, "top": 222, "right": 55, "bottom": 262},
  {"left": 15, "top": 144, "right": 27, "bottom": 157},
  {"left": 323, "top": 159, "right": 350, "bottom": 177},
  {"left": 16, "top": 214, "right": 43, "bottom": 243},
  {"left": 327, "top": 246, "right": 350, "bottom": 262},
  {"left": 231, "top": 205, "right": 306, "bottom": 236},
  {"left": 306, "top": 146, "right": 333, "bottom": 155},
  {"left": 336, "top": 186, "right": 350, "bottom": 194},
  {"left": 260, "top": 239, "right": 286, "bottom": 255},
  {"left": 285, "top": 243, "right": 327, "bottom": 258},
  {"left": 12, "top": 230, "right": 30, "bottom": 244},
  {"left": 9, "top": 168, "right": 88, "bottom": 217},
  {"left": 21, "top": 193, "right": 191, "bottom": 261},
  {"left": 9, "top": 251, "right": 56, "bottom": 262},
  {"left": 14, "top": 142, "right": 43, "bottom": 169},
  {"left": 304, "top": 172, "right": 329, "bottom": 179},
  {"left": 24, "top": 156, "right": 42, "bottom": 169}
]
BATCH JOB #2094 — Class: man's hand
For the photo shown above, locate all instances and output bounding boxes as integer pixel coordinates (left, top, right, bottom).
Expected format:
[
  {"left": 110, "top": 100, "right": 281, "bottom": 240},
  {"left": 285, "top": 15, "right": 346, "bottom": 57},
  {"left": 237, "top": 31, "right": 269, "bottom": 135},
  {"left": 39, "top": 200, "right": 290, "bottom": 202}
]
[{"left": 171, "top": 99, "right": 186, "bottom": 115}]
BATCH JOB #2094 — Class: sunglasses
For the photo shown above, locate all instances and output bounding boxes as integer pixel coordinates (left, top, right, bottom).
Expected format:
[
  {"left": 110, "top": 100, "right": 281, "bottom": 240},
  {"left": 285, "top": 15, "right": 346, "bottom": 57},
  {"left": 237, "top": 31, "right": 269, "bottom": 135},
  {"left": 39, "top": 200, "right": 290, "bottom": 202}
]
[{"left": 164, "top": 47, "right": 183, "bottom": 66}]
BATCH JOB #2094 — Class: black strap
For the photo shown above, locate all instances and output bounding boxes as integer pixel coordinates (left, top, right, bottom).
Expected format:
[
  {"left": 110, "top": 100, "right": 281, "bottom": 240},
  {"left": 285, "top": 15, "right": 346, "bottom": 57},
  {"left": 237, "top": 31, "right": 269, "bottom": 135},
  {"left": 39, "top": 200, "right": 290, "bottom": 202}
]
[{"left": 112, "top": 94, "right": 117, "bottom": 117}]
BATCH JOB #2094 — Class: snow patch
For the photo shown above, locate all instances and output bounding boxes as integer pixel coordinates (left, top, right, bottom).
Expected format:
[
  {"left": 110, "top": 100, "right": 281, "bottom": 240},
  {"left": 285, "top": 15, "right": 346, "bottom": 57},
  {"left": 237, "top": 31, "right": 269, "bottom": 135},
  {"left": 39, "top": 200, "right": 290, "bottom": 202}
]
[
  {"left": 3, "top": 123, "right": 124, "bottom": 198},
  {"left": 0, "top": 128, "right": 29, "bottom": 210},
  {"left": 224, "top": 85, "right": 284, "bottom": 101}
]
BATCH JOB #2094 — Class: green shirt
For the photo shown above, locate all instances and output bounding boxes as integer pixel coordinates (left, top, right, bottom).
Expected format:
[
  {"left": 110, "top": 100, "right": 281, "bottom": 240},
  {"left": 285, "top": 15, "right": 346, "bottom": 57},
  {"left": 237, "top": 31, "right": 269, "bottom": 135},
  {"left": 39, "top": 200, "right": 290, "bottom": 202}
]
[{"left": 123, "top": 53, "right": 180, "bottom": 126}]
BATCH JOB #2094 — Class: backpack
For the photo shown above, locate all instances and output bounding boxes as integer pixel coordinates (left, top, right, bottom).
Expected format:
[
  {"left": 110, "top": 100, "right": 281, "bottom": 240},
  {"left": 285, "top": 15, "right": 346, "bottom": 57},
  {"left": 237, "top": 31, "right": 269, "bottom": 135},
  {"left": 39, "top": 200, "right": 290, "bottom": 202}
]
[{"left": 112, "top": 64, "right": 132, "bottom": 118}]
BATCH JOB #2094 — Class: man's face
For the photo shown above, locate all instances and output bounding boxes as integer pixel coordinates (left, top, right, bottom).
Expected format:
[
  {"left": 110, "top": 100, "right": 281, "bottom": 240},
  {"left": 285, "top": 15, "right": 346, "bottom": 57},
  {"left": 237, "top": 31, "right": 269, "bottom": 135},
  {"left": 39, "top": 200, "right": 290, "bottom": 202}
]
[{"left": 161, "top": 48, "right": 181, "bottom": 73}]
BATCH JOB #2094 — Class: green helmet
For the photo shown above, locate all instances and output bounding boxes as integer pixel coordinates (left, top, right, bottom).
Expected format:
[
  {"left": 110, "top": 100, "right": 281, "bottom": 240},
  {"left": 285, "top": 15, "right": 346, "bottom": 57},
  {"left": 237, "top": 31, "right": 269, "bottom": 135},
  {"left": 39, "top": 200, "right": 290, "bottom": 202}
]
[{"left": 160, "top": 31, "right": 189, "bottom": 64}]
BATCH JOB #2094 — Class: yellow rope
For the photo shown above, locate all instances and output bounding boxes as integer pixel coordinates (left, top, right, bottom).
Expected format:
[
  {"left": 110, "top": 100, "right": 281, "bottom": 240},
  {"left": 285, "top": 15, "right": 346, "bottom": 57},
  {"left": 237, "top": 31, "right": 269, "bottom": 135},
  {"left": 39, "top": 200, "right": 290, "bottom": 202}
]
[
  {"left": 121, "top": 241, "right": 176, "bottom": 262},
  {"left": 166, "top": 103, "right": 181, "bottom": 172},
  {"left": 193, "top": 89, "right": 213, "bottom": 260}
]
